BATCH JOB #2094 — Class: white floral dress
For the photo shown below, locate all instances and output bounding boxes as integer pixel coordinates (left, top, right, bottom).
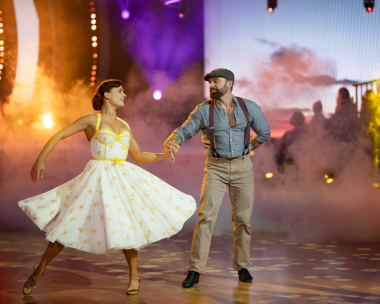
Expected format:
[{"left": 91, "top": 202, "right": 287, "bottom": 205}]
[{"left": 18, "top": 114, "right": 196, "bottom": 253}]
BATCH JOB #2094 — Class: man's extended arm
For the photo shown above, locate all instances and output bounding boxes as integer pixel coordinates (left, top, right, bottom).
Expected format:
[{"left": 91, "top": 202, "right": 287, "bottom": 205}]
[
  {"left": 246, "top": 99, "right": 271, "bottom": 147},
  {"left": 250, "top": 137, "right": 263, "bottom": 150},
  {"left": 163, "top": 105, "right": 203, "bottom": 162}
]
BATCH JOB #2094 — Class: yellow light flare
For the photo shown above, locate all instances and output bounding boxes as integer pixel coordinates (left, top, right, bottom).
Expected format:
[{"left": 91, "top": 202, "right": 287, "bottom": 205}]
[
  {"left": 265, "top": 172, "right": 273, "bottom": 179},
  {"left": 324, "top": 174, "right": 329, "bottom": 179},
  {"left": 326, "top": 178, "right": 334, "bottom": 184},
  {"left": 250, "top": 151, "right": 255, "bottom": 156},
  {"left": 18, "top": 119, "right": 23, "bottom": 125},
  {"left": 42, "top": 114, "right": 53, "bottom": 128},
  {"left": 91, "top": 13, "right": 96, "bottom": 19},
  {"left": 91, "top": 25, "right": 97, "bottom": 30},
  {"left": 92, "top": 36, "right": 97, "bottom": 41},
  {"left": 373, "top": 183, "right": 379, "bottom": 188}
]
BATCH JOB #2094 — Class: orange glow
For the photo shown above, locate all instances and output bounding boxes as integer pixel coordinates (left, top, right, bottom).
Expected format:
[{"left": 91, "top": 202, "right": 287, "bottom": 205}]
[
  {"left": 91, "top": 19, "right": 96, "bottom": 25},
  {"left": 91, "top": 25, "right": 97, "bottom": 31},
  {"left": 0, "top": 52, "right": 3, "bottom": 57},
  {"left": 91, "top": 76, "right": 95, "bottom": 81},
  {"left": 91, "top": 7, "right": 95, "bottom": 12},
  {"left": 90, "top": 1, "right": 94, "bottom": 5},
  {"left": 90, "top": 82, "right": 95, "bottom": 86},
  {"left": 0, "top": 64, "right": 3, "bottom": 69},
  {"left": 42, "top": 114, "right": 53, "bottom": 128},
  {"left": 92, "top": 36, "right": 97, "bottom": 41},
  {"left": 93, "top": 53, "right": 98, "bottom": 58},
  {"left": 0, "top": 23, "right": 3, "bottom": 28},
  {"left": 373, "top": 183, "right": 379, "bottom": 188},
  {"left": 0, "top": 41, "right": 3, "bottom": 45},
  {"left": 18, "top": 120, "right": 23, "bottom": 125},
  {"left": 91, "top": 71, "right": 96, "bottom": 76},
  {"left": 0, "top": 29, "right": 4, "bottom": 34},
  {"left": 268, "top": 8, "right": 273, "bottom": 13},
  {"left": 92, "top": 42, "right": 97, "bottom": 47},
  {"left": 250, "top": 151, "right": 255, "bottom": 156},
  {"left": 0, "top": 46, "right": 4, "bottom": 51},
  {"left": 92, "top": 65, "right": 97, "bottom": 70},
  {"left": 179, "top": 13, "right": 184, "bottom": 18},
  {"left": 91, "top": 13, "right": 96, "bottom": 19},
  {"left": 367, "top": 7, "right": 373, "bottom": 13},
  {"left": 265, "top": 172, "right": 274, "bottom": 178}
]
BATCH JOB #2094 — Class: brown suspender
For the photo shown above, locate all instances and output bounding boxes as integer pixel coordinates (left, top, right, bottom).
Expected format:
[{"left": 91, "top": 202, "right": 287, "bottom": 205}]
[{"left": 209, "top": 97, "right": 251, "bottom": 156}]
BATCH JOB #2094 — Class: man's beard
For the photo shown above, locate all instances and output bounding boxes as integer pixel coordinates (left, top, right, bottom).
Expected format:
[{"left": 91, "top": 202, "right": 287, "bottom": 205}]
[{"left": 210, "top": 83, "right": 228, "bottom": 99}]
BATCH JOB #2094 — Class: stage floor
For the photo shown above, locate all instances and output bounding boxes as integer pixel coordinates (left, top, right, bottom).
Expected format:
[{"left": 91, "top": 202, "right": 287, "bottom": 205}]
[{"left": 0, "top": 232, "right": 379, "bottom": 304}]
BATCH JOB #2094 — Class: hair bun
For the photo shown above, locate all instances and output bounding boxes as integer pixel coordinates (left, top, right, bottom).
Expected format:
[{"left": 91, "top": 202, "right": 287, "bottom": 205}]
[{"left": 92, "top": 92, "right": 103, "bottom": 111}]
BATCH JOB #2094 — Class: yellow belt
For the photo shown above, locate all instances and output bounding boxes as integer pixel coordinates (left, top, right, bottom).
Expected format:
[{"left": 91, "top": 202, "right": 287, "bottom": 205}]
[{"left": 92, "top": 158, "right": 125, "bottom": 166}]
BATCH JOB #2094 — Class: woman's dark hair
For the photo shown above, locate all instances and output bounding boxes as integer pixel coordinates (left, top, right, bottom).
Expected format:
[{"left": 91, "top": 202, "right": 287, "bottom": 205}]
[{"left": 92, "top": 79, "right": 122, "bottom": 110}]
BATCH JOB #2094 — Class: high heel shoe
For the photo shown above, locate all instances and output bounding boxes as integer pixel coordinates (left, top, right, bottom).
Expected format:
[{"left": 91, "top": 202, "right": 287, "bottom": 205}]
[
  {"left": 23, "top": 266, "right": 44, "bottom": 295},
  {"left": 126, "top": 277, "right": 140, "bottom": 295}
]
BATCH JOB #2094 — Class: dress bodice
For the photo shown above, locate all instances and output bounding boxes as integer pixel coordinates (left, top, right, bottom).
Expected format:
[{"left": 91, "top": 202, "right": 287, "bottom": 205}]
[{"left": 90, "top": 114, "right": 131, "bottom": 160}]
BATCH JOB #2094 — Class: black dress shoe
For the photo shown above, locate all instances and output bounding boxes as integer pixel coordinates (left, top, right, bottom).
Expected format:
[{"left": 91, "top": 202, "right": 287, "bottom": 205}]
[
  {"left": 182, "top": 271, "right": 200, "bottom": 288},
  {"left": 238, "top": 268, "right": 252, "bottom": 282}
]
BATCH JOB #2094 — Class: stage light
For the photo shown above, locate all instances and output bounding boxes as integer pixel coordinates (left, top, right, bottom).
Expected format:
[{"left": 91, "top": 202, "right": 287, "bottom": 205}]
[
  {"left": 0, "top": 52, "right": 3, "bottom": 56},
  {"left": 92, "top": 65, "right": 97, "bottom": 70},
  {"left": 250, "top": 151, "right": 255, "bottom": 156},
  {"left": 90, "top": 3, "right": 98, "bottom": 87},
  {"left": 121, "top": 10, "right": 130, "bottom": 19},
  {"left": 93, "top": 53, "right": 98, "bottom": 58},
  {"left": 0, "top": 29, "right": 3, "bottom": 34},
  {"left": 91, "top": 19, "right": 96, "bottom": 24},
  {"left": 42, "top": 114, "right": 53, "bottom": 128},
  {"left": 364, "top": 0, "right": 375, "bottom": 13},
  {"left": 91, "top": 13, "right": 96, "bottom": 19},
  {"left": 0, "top": 64, "right": 3, "bottom": 69},
  {"left": 90, "top": 1, "right": 94, "bottom": 6},
  {"left": 92, "top": 36, "right": 97, "bottom": 41},
  {"left": 90, "top": 82, "right": 95, "bottom": 86},
  {"left": 92, "top": 42, "right": 97, "bottom": 47},
  {"left": 91, "top": 71, "right": 96, "bottom": 75},
  {"left": 91, "top": 25, "right": 97, "bottom": 30},
  {"left": 179, "top": 13, "right": 184, "bottom": 18},
  {"left": 326, "top": 178, "right": 334, "bottom": 184},
  {"left": 265, "top": 172, "right": 273, "bottom": 178},
  {"left": 153, "top": 90, "right": 162, "bottom": 100},
  {"left": 373, "top": 183, "right": 379, "bottom": 187},
  {"left": 164, "top": 0, "right": 181, "bottom": 5},
  {"left": 267, "top": 0, "right": 277, "bottom": 13},
  {"left": 0, "top": 23, "right": 3, "bottom": 28},
  {"left": 91, "top": 76, "right": 95, "bottom": 81},
  {"left": 0, "top": 40, "right": 3, "bottom": 45},
  {"left": 18, "top": 120, "right": 23, "bottom": 125}
]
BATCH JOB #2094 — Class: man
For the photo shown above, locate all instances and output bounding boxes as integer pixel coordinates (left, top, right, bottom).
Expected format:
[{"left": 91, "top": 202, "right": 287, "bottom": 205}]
[{"left": 164, "top": 68, "right": 270, "bottom": 288}]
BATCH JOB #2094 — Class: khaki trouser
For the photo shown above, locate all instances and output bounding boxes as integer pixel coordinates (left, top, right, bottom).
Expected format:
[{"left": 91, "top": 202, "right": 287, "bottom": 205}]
[{"left": 188, "top": 155, "right": 254, "bottom": 273}]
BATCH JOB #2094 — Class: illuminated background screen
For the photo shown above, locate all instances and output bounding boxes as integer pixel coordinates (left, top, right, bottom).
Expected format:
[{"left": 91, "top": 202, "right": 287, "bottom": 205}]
[{"left": 204, "top": 0, "right": 380, "bottom": 137}]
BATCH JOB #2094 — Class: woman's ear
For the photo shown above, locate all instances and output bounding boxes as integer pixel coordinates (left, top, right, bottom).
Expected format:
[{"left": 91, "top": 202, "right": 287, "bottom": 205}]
[{"left": 104, "top": 92, "right": 110, "bottom": 99}]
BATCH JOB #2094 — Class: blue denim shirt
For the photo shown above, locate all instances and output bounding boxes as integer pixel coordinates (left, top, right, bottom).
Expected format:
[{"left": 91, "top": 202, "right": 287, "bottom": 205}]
[{"left": 173, "top": 95, "right": 271, "bottom": 158}]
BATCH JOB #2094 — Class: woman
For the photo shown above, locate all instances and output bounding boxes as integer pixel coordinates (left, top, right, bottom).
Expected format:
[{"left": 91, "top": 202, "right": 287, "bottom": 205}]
[{"left": 19, "top": 79, "right": 196, "bottom": 295}]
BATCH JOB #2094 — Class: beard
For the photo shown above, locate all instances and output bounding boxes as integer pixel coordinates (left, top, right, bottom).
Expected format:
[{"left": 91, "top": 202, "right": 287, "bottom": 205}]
[{"left": 210, "top": 82, "right": 228, "bottom": 99}]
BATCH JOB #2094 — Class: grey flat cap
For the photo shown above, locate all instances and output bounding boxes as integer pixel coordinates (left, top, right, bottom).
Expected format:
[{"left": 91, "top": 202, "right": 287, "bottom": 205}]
[{"left": 204, "top": 68, "right": 234, "bottom": 84}]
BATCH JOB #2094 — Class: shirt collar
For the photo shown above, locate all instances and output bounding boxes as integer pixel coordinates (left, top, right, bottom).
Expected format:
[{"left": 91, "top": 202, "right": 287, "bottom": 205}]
[{"left": 214, "top": 94, "right": 237, "bottom": 110}]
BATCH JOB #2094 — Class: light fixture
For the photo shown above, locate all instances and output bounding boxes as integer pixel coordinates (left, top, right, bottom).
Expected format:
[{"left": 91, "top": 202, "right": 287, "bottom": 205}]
[
  {"left": 364, "top": 0, "right": 375, "bottom": 12},
  {"left": 267, "top": 0, "right": 277, "bottom": 13}
]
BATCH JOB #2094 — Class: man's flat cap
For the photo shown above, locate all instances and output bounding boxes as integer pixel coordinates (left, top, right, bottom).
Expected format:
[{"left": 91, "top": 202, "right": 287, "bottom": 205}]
[{"left": 204, "top": 68, "right": 234, "bottom": 84}]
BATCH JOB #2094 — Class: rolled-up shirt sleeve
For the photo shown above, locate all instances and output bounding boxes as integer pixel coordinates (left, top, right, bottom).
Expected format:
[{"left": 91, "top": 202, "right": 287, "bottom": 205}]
[
  {"left": 173, "top": 105, "right": 203, "bottom": 145},
  {"left": 245, "top": 99, "right": 271, "bottom": 143}
]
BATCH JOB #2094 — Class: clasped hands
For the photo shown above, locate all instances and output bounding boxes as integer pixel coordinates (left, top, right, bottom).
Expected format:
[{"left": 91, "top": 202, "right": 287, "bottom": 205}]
[{"left": 164, "top": 141, "right": 180, "bottom": 162}]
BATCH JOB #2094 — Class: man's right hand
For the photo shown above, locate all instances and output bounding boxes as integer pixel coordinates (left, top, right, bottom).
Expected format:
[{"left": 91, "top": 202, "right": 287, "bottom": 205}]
[{"left": 164, "top": 141, "right": 180, "bottom": 162}]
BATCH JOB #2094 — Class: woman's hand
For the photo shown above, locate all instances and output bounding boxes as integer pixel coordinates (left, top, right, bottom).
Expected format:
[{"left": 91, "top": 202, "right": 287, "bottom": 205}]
[{"left": 30, "top": 159, "right": 45, "bottom": 183}]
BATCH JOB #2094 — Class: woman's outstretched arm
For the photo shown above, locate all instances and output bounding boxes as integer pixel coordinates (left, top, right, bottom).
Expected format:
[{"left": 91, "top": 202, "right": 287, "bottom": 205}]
[
  {"left": 129, "top": 129, "right": 179, "bottom": 164},
  {"left": 30, "top": 114, "right": 96, "bottom": 183}
]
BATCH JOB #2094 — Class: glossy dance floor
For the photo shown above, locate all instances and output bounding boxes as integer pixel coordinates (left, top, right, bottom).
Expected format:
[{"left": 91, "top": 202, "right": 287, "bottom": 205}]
[{"left": 1, "top": 232, "right": 380, "bottom": 304}]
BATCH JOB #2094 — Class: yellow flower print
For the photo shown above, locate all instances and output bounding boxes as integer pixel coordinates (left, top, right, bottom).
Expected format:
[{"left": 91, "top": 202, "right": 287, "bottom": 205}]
[
  {"left": 97, "top": 240, "right": 102, "bottom": 246},
  {"left": 122, "top": 173, "right": 126, "bottom": 176},
  {"left": 100, "top": 214, "right": 104, "bottom": 220},
  {"left": 121, "top": 222, "right": 126, "bottom": 226},
  {"left": 170, "top": 227, "right": 175, "bottom": 231},
  {"left": 83, "top": 240, "right": 88, "bottom": 244},
  {"left": 75, "top": 195, "right": 79, "bottom": 200},
  {"left": 33, "top": 216, "right": 38, "bottom": 221},
  {"left": 164, "top": 215, "right": 168, "bottom": 219},
  {"left": 188, "top": 210, "right": 192, "bottom": 214},
  {"left": 179, "top": 197, "right": 184, "bottom": 200},
  {"left": 70, "top": 217, "right": 76, "bottom": 222},
  {"left": 56, "top": 191, "right": 60, "bottom": 195},
  {"left": 150, "top": 207, "right": 154, "bottom": 211},
  {"left": 105, "top": 166, "right": 108, "bottom": 171},
  {"left": 69, "top": 184, "right": 74, "bottom": 188},
  {"left": 97, "top": 177, "right": 102, "bottom": 183},
  {"left": 50, "top": 211, "right": 55, "bottom": 216},
  {"left": 159, "top": 179, "right": 163, "bottom": 183},
  {"left": 37, "top": 206, "right": 44, "bottom": 209},
  {"left": 64, "top": 203, "right": 68, "bottom": 208},
  {"left": 109, "top": 145, "right": 113, "bottom": 150},
  {"left": 123, "top": 185, "right": 126, "bottom": 190},
  {"left": 144, "top": 193, "right": 149, "bottom": 197},
  {"left": 94, "top": 202, "right": 99, "bottom": 207},
  {"left": 126, "top": 235, "right": 130, "bottom": 239},
  {"left": 118, "top": 208, "right": 122, "bottom": 213},
  {"left": 39, "top": 197, "right": 44, "bottom": 200},
  {"left": 115, "top": 244, "right": 119, "bottom": 247},
  {"left": 24, "top": 200, "right": 30, "bottom": 203},
  {"left": 108, "top": 217, "right": 112, "bottom": 221},
  {"left": 139, "top": 221, "right": 143, "bottom": 227},
  {"left": 51, "top": 199, "right": 56, "bottom": 203},
  {"left": 131, "top": 185, "right": 135, "bottom": 189},
  {"left": 149, "top": 174, "right": 153, "bottom": 177},
  {"left": 69, "top": 208, "right": 74, "bottom": 214},
  {"left": 89, "top": 165, "right": 92, "bottom": 169},
  {"left": 177, "top": 206, "right": 181, "bottom": 210},
  {"left": 23, "top": 208, "right": 27, "bottom": 213},
  {"left": 62, "top": 230, "right": 67, "bottom": 236},
  {"left": 122, "top": 146, "right": 125, "bottom": 150},
  {"left": 129, "top": 226, "right": 132, "bottom": 229},
  {"left": 155, "top": 188, "right": 160, "bottom": 192},
  {"left": 128, "top": 211, "right": 132, "bottom": 215},
  {"left": 86, "top": 215, "right": 92, "bottom": 220},
  {"left": 110, "top": 180, "right": 114, "bottom": 185},
  {"left": 50, "top": 231, "right": 55, "bottom": 237},
  {"left": 140, "top": 207, "right": 144, "bottom": 211},
  {"left": 179, "top": 220, "right": 182, "bottom": 223},
  {"left": 85, "top": 184, "right": 89, "bottom": 189},
  {"left": 111, "top": 230, "right": 117, "bottom": 235},
  {"left": 79, "top": 205, "right": 84, "bottom": 209},
  {"left": 97, "top": 150, "right": 102, "bottom": 156},
  {"left": 102, "top": 136, "right": 107, "bottom": 141},
  {"left": 151, "top": 218, "right": 155, "bottom": 222},
  {"left": 78, "top": 227, "right": 83, "bottom": 233},
  {"left": 92, "top": 229, "right": 96, "bottom": 233},
  {"left": 101, "top": 191, "right": 104, "bottom": 195},
  {"left": 69, "top": 242, "right": 74, "bottom": 246},
  {"left": 162, "top": 232, "right": 166, "bottom": 235},
  {"left": 113, "top": 195, "right": 117, "bottom": 199},
  {"left": 88, "top": 189, "right": 93, "bottom": 195},
  {"left": 105, "top": 204, "right": 109, "bottom": 208}
]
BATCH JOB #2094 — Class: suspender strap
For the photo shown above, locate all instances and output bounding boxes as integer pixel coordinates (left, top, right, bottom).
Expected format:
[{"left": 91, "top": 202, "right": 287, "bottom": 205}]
[
  {"left": 235, "top": 97, "right": 251, "bottom": 150},
  {"left": 209, "top": 99, "right": 216, "bottom": 151}
]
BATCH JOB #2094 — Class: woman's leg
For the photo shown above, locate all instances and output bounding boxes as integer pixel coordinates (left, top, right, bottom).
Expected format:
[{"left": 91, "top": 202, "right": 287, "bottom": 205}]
[
  {"left": 122, "top": 249, "right": 139, "bottom": 289},
  {"left": 24, "top": 241, "right": 64, "bottom": 294}
]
